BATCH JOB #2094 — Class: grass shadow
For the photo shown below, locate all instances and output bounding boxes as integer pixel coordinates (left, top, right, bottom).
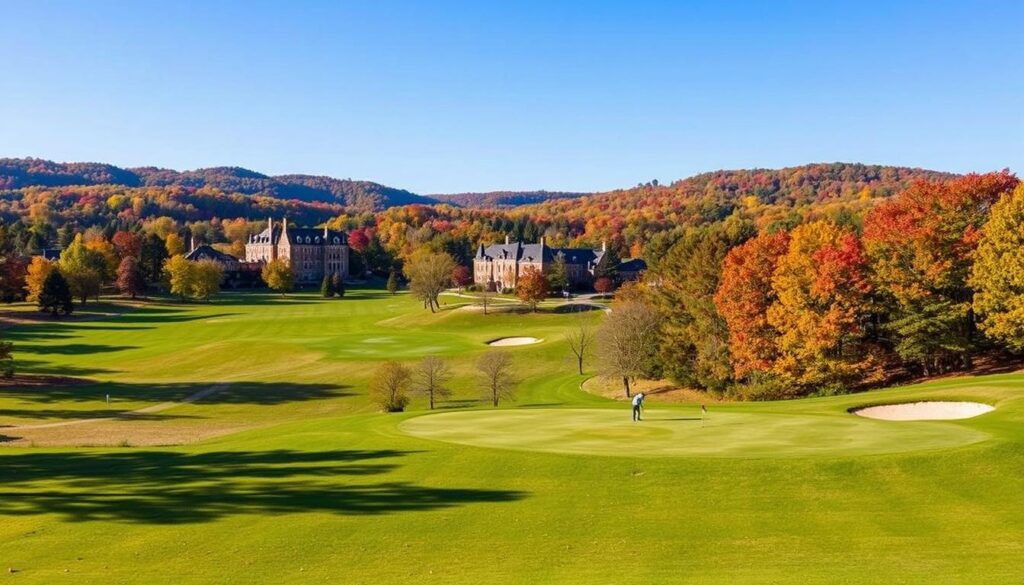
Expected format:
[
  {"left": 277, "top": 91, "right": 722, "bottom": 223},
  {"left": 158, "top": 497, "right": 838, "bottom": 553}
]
[
  {"left": 14, "top": 343, "right": 139, "bottom": 355},
  {"left": 0, "top": 449, "right": 527, "bottom": 523},
  {"left": 0, "top": 408, "right": 200, "bottom": 422},
  {"left": 0, "top": 380, "right": 351, "bottom": 406}
]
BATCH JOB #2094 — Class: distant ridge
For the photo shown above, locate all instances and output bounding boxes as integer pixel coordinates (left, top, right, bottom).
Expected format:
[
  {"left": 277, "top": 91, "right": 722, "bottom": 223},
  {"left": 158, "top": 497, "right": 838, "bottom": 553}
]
[
  {"left": 0, "top": 158, "right": 433, "bottom": 212},
  {"left": 0, "top": 158, "right": 961, "bottom": 216},
  {"left": 430, "top": 190, "right": 591, "bottom": 208},
  {"left": 522, "top": 162, "right": 958, "bottom": 216}
]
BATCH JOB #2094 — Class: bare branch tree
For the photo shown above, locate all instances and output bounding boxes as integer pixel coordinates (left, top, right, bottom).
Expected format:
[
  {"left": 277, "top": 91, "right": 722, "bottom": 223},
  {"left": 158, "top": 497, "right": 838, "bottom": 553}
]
[
  {"left": 405, "top": 251, "right": 457, "bottom": 312},
  {"left": 412, "top": 355, "right": 452, "bottom": 410},
  {"left": 597, "top": 300, "right": 661, "bottom": 397},
  {"left": 566, "top": 319, "right": 594, "bottom": 375},
  {"left": 477, "top": 350, "right": 517, "bottom": 407},
  {"left": 369, "top": 361, "right": 412, "bottom": 412},
  {"left": 480, "top": 285, "right": 494, "bottom": 315}
]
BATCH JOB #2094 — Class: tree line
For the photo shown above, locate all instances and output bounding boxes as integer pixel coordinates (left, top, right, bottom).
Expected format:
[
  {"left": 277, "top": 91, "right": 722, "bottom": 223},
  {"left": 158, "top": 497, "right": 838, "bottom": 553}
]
[{"left": 606, "top": 172, "right": 1021, "bottom": 399}]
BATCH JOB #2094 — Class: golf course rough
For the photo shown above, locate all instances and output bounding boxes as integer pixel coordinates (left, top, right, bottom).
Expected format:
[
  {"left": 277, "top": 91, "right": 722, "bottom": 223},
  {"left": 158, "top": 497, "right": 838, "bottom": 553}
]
[{"left": 399, "top": 408, "right": 993, "bottom": 458}]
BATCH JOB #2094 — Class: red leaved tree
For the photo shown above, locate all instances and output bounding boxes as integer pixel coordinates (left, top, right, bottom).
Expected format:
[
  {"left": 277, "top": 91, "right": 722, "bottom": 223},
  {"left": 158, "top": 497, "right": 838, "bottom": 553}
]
[
  {"left": 451, "top": 265, "right": 472, "bottom": 292},
  {"left": 714, "top": 230, "right": 789, "bottom": 380},
  {"left": 516, "top": 266, "right": 548, "bottom": 311}
]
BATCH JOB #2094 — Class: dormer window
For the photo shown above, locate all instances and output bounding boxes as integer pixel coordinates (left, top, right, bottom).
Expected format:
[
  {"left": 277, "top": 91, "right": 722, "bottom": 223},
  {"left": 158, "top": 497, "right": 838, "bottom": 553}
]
[
  {"left": 333, "top": 237, "right": 339, "bottom": 244},
  {"left": 315, "top": 237, "right": 320, "bottom": 243}
]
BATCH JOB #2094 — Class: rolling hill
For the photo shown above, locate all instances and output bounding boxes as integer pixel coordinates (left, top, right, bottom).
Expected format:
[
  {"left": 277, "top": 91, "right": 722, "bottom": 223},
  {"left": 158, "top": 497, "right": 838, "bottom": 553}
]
[{"left": 0, "top": 158, "right": 432, "bottom": 212}]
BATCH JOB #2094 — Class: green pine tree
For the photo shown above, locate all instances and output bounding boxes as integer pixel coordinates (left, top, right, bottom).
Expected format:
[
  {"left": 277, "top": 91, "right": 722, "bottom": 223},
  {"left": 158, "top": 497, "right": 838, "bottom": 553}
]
[
  {"left": 38, "top": 270, "right": 74, "bottom": 316},
  {"left": 320, "top": 274, "right": 334, "bottom": 298},
  {"left": 332, "top": 272, "right": 345, "bottom": 298}
]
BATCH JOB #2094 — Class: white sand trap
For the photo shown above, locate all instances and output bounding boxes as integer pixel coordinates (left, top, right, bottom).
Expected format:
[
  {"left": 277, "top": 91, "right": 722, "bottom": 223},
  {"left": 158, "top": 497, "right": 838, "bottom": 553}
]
[
  {"left": 853, "top": 401, "right": 994, "bottom": 421},
  {"left": 488, "top": 337, "right": 542, "bottom": 347}
]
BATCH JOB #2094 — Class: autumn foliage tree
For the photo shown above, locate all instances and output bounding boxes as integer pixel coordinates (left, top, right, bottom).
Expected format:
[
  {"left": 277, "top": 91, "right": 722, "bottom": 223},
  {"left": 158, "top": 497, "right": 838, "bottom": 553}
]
[
  {"left": 164, "top": 255, "right": 196, "bottom": 301},
  {"left": 650, "top": 221, "right": 753, "bottom": 391},
  {"left": 192, "top": 259, "right": 224, "bottom": 301},
  {"left": 863, "top": 171, "right": 1019, "bottom": 373},
  {"left": 715, "top": 230, "right": 789, "bottom": 381},
  {"left": 116, "top": 256, "right": 146, "bottom": 299},
  {"left": 0, "top": 254, "right": 28, "bottom": 303},
  {"left": 451, "top": 265, "right": 472, "bottom": 293},
  {"left": 593, "top": 276, "right": 614, "bottom": 294},
  {"left": 971, "top": 183, "right": 1024, "bottom": 350},
  {"left": 766, "top": 221, "right": 880, "bottom": 394},
  {"left": 262, "top": 258, "right": 295, "bottom": 295},
  {"left": 112, "top": 230, "right": 143, "bottom": 260},
  {"left": 515, "top": 266, "right": 548, "bottom": 311},
  {"left": 59, "top": 235, "right": 103, "bottom": 304},
  {"left": 25, "top": 257, "right": 56, "bottom": 304}
]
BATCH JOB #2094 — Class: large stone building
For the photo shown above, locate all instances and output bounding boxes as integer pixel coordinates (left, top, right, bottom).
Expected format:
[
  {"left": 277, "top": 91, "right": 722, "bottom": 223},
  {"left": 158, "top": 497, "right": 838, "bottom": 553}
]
[
  {"left": 245, "top": 218, "right": 349, "bottom": 284},
  {"left": 473, "top": 237, "right": 611, "bottom": 291}
]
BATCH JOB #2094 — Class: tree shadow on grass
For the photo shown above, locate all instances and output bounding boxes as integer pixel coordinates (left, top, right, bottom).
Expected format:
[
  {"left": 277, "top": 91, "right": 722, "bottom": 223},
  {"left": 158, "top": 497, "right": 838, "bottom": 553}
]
[
  {"left": 116, "top": 311, "right": 237, "bottom": 324},
  {"left": 438, "top": 399, "right": 481, "bottom": 410},
  {"left": 213, "top": 294, "right": 325, "bottom": 307},
  {"left": 0, "top": 408, "right": 201, "bottom": 421},
  {"left": 0, "top": 380, "right": 351, "bottom": 406},
  {"left": 13, "top": 343, "right": 139, "bottom": 355},
  {"left": 549, "top": 303, "right": 605, "bottom": 314},
  {"left": 0, "top": 449, "right": 526, "bottom": 523},
  {"left": 10, "top": 360, "right": 117, "bottom": 377}
]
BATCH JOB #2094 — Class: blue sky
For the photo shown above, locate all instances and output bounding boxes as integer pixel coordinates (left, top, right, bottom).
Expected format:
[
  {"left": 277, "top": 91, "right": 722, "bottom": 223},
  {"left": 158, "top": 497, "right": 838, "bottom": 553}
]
[{"left": 0, "top": 1, "right": 1021, "bottom": 193}]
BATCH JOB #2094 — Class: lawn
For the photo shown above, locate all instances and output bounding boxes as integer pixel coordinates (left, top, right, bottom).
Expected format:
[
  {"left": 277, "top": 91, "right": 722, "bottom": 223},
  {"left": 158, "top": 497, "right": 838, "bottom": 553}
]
[{"left": 2, "top": 288, "right": 1023, "bottom": 584}]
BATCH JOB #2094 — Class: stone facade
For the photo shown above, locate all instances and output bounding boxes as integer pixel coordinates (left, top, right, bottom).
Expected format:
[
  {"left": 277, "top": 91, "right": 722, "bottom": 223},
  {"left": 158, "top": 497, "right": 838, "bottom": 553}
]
[
  {"left": 473, "top": 237, "right": 608, "bottom": 291},
  {"left": 245, "top": 218, "right": 349, "bottom": 284}
]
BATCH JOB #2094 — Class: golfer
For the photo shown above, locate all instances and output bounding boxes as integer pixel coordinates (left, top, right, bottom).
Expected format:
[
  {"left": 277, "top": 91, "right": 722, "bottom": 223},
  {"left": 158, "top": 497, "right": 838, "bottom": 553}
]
[{"left": 631, "top": 392, "right": 646, "bottom": 422}]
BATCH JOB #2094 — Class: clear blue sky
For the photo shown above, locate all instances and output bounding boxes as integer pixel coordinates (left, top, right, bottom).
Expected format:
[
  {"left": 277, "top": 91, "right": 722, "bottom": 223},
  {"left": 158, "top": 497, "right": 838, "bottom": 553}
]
[{"left": 1, "top": 1, "right": 1021, "bottom": 194}]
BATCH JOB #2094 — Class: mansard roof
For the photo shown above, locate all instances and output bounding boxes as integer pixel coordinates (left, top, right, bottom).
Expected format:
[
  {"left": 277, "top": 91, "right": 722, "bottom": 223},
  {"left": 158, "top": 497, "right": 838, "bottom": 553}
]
[
  {"left": 248, "top": 220, "right": 348, "bottom": 246},
  {"left": 185, "top": 244, "right": 238, "bottom": 263},
  {"left": 476, "top": 240, "right": 605, "bottom": 266},
  {"left": 618, "top": 258, "right": 647, "bottom": 272}
]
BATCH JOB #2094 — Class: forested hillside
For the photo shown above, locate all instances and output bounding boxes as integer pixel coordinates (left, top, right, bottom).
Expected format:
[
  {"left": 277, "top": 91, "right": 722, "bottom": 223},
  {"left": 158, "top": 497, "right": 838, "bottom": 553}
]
[
  {"left": 0, "top": 158, "right": 430, "bottom": 211},
  {"left": 430, "top": 190, "right": 588, "bottom": 207},
  {"left": 3, "top": 157, "right": 1021, "bottom": 400}
]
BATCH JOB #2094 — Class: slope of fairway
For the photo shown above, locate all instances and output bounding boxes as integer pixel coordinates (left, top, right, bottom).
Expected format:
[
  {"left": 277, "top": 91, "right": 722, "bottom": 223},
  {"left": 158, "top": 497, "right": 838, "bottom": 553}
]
[
  {"left": 3, "top": 289, "right": 1024, "bottom": 584},
  {"left": 400, "top": 408, "right": 992, "bottom": 458}
]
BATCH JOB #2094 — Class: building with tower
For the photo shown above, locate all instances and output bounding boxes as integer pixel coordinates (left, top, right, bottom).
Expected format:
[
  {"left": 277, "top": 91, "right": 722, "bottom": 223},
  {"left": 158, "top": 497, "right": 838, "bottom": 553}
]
[{"left": 245, "top": 218, "right": 349, "bottom": 285}]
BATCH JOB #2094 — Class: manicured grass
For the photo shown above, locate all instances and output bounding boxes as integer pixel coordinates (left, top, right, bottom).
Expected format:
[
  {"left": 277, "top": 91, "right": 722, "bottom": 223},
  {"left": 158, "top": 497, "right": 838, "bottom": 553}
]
[
  {"left": 400, "top": 408, "right": 992, "bottom": 458},
  {"left": 2, "top": 288, "right": 1024, "bottom": 583}
]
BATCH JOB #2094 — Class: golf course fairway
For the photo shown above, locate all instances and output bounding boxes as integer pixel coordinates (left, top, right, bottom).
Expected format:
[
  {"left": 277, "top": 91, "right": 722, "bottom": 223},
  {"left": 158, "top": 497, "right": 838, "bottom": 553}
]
[
  {"left": 2, "top": 289, "right": 1023, "bottom": 584},
  {"left": 400, "top": 408, "right": 992, "bottom": 457}
]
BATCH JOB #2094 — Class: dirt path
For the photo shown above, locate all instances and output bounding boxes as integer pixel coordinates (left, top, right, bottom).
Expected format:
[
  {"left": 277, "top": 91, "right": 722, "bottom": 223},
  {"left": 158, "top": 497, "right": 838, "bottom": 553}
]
[{"left": 4, "top": 383, "right": 229, "bottom": 431}]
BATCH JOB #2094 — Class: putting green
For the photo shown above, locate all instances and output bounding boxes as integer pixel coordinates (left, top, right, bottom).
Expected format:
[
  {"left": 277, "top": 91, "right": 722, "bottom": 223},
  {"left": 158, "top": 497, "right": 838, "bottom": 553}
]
[{"left": 400, "top": 408, "right": 992, "bottom": 458}]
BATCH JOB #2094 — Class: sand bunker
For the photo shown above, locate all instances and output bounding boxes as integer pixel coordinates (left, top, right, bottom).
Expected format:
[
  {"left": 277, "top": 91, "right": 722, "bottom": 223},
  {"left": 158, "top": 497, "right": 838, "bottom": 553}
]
[
  {"left": 853, "top": 401, "right": 994, "bottom": 421},
  {"left": 487, "top": 337, "right": 542, "bottom": 347}
]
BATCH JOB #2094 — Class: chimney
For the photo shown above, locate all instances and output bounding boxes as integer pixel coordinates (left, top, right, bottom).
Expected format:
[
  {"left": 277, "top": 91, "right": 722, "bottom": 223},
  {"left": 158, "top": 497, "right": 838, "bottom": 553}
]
[
  {"left": 323, "top": 225, "right": 328, "bottom": 238},
  {"left": 282, "top": 217, "right": 289, "bottom": 239},
  {"left": 601, "top": 240, "right": 607, "bottom": 252},
  {"left": 505, "top": 235, "right": 510, "bottom": 245},
  {"left": 540, "top": 236, "right": 546, "bottom": 247},
  {"left": 189, "top": 235, "right": 195, "bottom": 253}
]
